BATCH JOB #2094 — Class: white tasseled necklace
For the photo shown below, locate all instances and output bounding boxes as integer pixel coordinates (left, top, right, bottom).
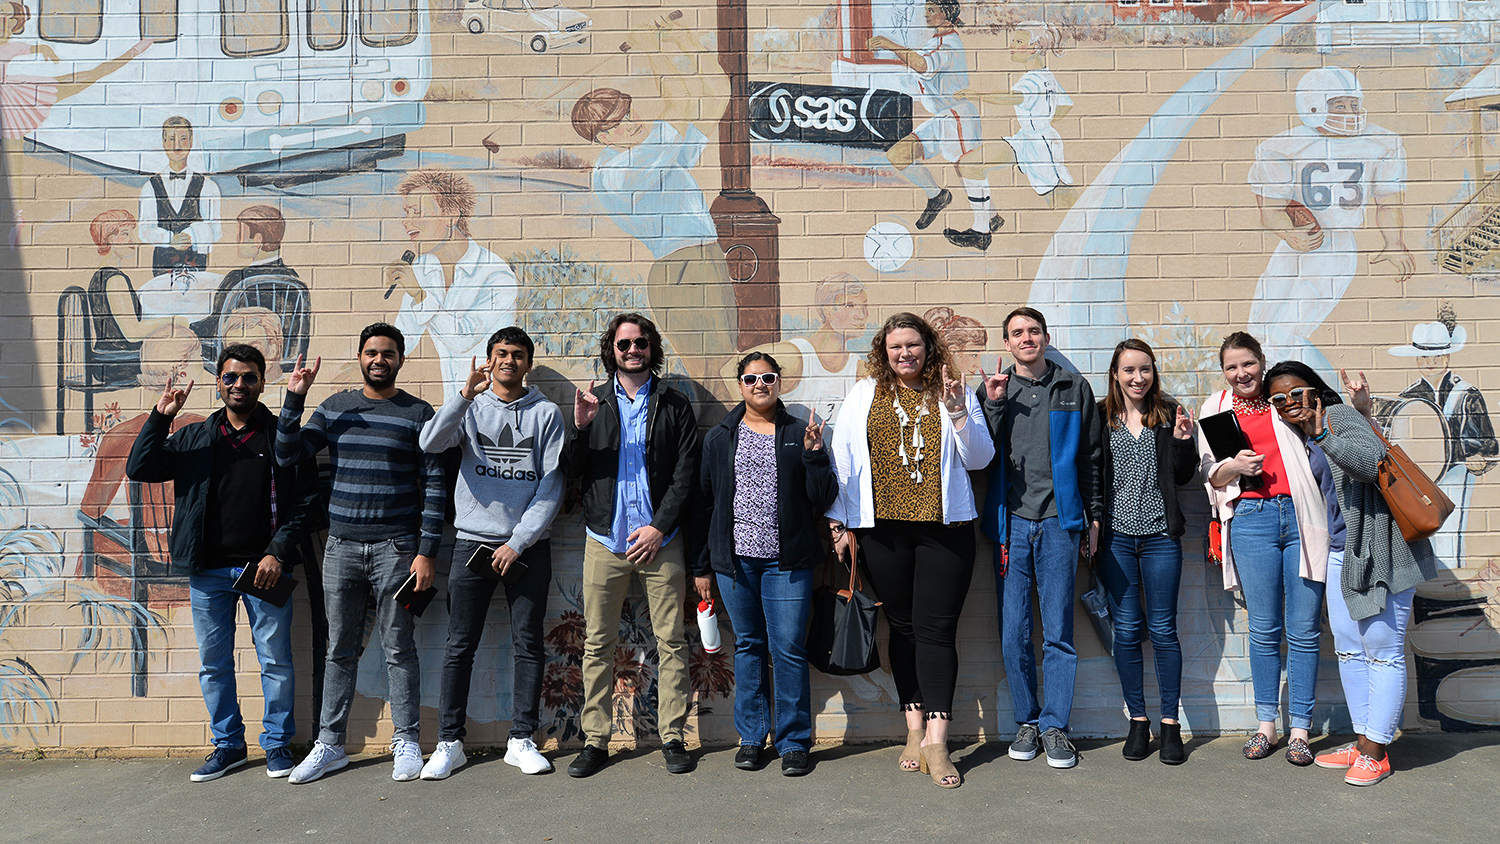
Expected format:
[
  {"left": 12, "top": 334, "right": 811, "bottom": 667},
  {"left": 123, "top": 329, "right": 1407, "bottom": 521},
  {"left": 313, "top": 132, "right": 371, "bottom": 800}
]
[{"left": 892, "top": 390, "right": 930, "bottom": 484}]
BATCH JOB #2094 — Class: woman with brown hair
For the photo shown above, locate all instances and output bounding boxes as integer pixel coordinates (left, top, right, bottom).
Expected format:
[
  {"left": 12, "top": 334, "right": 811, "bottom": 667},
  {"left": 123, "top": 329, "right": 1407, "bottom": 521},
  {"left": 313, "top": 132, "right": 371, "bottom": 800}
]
[
  {"left": 825, "top": 312, "right": 994, "bottom": 788},
  {"left": 1097, "top": 339, "right": 1197, "bottom": 764}
]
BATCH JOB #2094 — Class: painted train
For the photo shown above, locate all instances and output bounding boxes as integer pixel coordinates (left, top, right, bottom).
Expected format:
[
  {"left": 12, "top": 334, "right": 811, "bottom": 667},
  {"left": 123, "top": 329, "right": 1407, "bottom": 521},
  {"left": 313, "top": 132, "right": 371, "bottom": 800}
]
[{"left": 12, "top": 0, "right": 430, "bottom": 181}]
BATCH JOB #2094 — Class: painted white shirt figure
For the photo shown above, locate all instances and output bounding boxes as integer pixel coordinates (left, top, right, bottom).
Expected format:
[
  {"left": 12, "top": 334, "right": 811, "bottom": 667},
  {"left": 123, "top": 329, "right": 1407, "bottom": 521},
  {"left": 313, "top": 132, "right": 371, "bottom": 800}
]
[
  {"left": 394, "top": 240, "right": 519, "bottom": 391},
  {"left": 911, "top": 33, "right": 980, "bottom": 162},
  {"left": 779, "top": 336, "right": 862, "bottom": 434},
  {"left": 137, "top": 168, "right": 222, "bottom": 257},
  {"left": 1006, "top": 68, "right": 1074, "bottom": 195}
]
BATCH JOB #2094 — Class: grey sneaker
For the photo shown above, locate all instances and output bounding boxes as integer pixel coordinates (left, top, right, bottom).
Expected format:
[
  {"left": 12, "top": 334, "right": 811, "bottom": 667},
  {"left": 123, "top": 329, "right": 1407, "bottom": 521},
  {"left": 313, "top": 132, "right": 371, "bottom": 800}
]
[
  {"left": 288, "top": 741, "right": 348, "bottom": 784},
  {"left": 391, "top": 739, "right": 423, "bottom": 782},
  {"left": 1008, "top": 724, "right": 1040, "bottom": 761},
  {"left": 1042, "top": 728, "right": 1078, "bottom": 769}
]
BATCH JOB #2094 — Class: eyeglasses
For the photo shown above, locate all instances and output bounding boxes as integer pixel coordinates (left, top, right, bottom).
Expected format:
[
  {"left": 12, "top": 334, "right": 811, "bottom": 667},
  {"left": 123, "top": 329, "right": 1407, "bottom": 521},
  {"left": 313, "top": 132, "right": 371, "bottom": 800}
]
[
  {"left": 1268, "top": 387, "right": 1315, "bottom": 407},
  {"left": 738, "top": 372, "right": 779, "bottom": 387},
  {"left": 615, "top": 337, "right": 650, "bottom": 353},
  {"left": 220, "top": 372, "right": 260, "bottom": 387}
]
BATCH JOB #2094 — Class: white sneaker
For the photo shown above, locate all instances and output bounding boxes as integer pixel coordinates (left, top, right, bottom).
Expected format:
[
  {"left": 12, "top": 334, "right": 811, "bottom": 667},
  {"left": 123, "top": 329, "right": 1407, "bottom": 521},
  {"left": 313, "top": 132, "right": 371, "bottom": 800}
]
[
  {"left": 420, "top": 740, "right": 467, "bottom": 780},
  {"left": 288, "top": 741, "right": 348, "bottom": 785},
  {"left": 505, "top": 737, "right": 553, "bottom": 774},
  {"left": 391, "top": 739, "right": 423, "bottom": 782}
]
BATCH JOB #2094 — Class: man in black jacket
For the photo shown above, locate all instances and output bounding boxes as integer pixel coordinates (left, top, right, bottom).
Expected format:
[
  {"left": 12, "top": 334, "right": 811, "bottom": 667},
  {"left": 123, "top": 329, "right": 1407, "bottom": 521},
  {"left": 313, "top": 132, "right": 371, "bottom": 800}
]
[
  {"left": 127, "top": 344, "right": 318, "bottom": 783},
  {"left": 562, "top": 313, "right": 709, "bottom": 778}
]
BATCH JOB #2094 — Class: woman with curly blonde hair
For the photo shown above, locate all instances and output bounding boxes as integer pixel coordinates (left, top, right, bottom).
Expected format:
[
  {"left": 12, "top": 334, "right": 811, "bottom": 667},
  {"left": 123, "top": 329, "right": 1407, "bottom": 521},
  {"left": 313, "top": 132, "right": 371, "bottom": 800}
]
[{"left": 825, "top": 312, "right": 994, "bottom": 788}]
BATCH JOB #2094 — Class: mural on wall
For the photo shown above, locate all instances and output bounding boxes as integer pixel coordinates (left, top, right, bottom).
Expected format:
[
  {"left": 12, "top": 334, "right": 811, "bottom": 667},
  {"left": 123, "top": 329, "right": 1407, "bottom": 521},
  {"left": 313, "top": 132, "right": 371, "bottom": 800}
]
[{"left": 4, "top": 0, "right": 1500, "bottom": 747}]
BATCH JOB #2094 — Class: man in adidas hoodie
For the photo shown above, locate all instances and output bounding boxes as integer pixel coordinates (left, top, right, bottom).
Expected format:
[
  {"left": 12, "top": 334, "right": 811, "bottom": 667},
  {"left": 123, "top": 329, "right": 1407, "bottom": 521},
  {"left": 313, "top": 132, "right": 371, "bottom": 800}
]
[{"left": 417, "top": 326, "right": 565, "bottom": 780}]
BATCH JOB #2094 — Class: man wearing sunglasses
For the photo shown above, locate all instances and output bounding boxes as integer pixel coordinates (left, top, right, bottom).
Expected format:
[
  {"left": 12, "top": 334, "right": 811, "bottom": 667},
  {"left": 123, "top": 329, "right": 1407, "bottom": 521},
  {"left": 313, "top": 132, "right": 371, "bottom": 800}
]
[
  {"left": 126, "top": 344, "right": 320, "bottom": 783},
  {"left": 562, "top": 313, "right": 708, "bottom": 778}
]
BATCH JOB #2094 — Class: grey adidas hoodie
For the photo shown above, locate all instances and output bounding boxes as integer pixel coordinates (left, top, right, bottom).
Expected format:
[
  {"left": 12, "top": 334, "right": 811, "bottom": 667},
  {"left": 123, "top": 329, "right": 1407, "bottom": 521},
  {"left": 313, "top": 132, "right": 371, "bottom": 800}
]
[{"left": 420, "top": 385, "right": 565, "bottom": 549}]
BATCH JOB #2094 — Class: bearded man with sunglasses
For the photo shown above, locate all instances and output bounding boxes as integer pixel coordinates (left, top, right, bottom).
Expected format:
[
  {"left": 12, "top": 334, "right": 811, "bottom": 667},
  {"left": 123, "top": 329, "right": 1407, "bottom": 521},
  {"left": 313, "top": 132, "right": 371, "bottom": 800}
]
[
  {"left": 126, "top": 344, "right": 320, "bottom": 783},
  {"left": 562, "top": 313, "right": 708, "bottom": 778}
]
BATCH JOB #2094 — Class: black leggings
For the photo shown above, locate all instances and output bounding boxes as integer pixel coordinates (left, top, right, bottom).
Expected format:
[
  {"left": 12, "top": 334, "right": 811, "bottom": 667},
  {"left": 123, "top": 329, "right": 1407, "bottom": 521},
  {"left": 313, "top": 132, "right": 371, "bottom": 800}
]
[{"left": 856, "top": 519, "right": 976, "bottom": 717}]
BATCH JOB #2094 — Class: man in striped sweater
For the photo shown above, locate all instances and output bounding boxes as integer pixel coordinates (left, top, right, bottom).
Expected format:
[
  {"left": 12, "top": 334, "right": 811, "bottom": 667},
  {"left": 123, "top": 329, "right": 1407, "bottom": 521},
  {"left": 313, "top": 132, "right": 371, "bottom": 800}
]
[{"left": 274, "top": 323, "right": 446, "bottom": 784}]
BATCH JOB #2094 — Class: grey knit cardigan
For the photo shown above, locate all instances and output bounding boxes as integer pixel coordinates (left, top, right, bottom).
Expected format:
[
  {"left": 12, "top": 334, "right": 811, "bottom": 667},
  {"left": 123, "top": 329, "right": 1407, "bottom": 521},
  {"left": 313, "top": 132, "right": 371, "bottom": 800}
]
[{"left": 1317, "top": 404, "right": 1439, "bottom": 621}]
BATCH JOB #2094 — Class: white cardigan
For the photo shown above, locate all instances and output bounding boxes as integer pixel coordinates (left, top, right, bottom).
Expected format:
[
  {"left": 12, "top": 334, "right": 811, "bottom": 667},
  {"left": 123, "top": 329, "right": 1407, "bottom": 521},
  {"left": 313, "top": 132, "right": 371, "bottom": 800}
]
[
  {"left": 1197, "top": 389, "right": 1330, "bottom": 591},
  {"left": 826, "top": 378, "right": 995, "bottom": 528}
]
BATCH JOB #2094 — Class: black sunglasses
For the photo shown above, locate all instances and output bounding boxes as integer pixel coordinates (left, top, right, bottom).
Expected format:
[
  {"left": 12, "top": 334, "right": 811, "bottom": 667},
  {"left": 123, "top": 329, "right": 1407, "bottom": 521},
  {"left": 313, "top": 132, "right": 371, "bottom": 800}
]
[
  {"left": 1268, "top": 387, "right": 1316, "bottom": 407},
  {"left": 615, "top": 337, "right": 650, "bottom": 353},
  {"left": 220, "top": 371, "right": 261, "bottom": 387},
  {"left": 739, "top": 372, "right": 779, "bottom": 387}
]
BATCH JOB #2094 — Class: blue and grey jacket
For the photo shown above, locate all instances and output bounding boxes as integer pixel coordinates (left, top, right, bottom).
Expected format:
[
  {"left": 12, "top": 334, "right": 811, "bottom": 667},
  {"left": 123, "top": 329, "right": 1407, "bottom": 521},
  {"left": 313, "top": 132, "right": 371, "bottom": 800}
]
[{"left": 978, "top": 362, "right": 1103, "bottom": 544}]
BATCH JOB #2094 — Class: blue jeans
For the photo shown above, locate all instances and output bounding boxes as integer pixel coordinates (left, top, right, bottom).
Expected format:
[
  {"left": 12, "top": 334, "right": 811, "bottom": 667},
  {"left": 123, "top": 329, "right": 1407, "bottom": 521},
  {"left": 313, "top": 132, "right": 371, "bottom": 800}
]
[
  {"left": 1229, "top": 496, "right": 1325, "bottom": 730},
  {"left": 998, "top": 514, "right": 1079, "bottom": 734},
  {"left": 1097, "top": 531, "right": 1183, "bottom": 721},
  {"left": 319, "top": 535, "right": 421, "bottom": 745},
  {"left": 1326, "top": 550, "right": 1413, "bottom": 745},
  {"left": 188, "top": 566, "right": 295, "bottom": 750},
  {"left": 716, "top": 556, "right": 814, "bottom": 754}
]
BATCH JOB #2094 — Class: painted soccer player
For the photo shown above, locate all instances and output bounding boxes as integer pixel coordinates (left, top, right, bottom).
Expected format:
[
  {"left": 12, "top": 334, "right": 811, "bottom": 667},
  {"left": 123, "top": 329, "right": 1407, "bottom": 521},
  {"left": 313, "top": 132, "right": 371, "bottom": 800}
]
[
  {"left": 868, "top": 0, "right": 999, "bottom": 251},
  {"left": 1247, "top": 66, "right": 1413, "bottom": 377}
]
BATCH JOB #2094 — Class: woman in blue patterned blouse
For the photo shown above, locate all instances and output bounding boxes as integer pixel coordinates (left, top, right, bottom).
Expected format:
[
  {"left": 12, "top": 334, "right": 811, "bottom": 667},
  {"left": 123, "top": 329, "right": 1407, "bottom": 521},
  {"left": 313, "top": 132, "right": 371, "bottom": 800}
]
[{"left": 1097, "top": 339, "right": 1198, "bottom": 764}]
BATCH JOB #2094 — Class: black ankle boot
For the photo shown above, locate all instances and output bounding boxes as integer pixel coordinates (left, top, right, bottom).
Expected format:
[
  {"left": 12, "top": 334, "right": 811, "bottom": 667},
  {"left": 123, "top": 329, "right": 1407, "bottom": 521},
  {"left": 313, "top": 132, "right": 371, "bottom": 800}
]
[
  {"left": 1122, "top": 719, "right": 1152, "bottom": 761},
  {"left": 1159, "top": 722, "right": 1185, "bottom": 765}
]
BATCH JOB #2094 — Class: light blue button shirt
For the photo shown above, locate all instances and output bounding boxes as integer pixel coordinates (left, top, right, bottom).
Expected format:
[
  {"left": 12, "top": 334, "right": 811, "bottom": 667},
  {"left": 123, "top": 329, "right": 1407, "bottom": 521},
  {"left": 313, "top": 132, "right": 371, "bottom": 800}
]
[
  {"left": 586, "top": 376, "right": 677, "bottom": 554},
  {"left": 591, "top": 121, "right": 720, "bottom": 260}
]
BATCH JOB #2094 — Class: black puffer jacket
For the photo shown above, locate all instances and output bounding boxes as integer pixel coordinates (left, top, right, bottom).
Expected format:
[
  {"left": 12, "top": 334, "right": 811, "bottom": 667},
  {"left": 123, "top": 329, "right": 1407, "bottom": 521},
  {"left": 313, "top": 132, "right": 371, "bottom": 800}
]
[{"left": 694, "top": 403, "right": 838, "bottom": 576}]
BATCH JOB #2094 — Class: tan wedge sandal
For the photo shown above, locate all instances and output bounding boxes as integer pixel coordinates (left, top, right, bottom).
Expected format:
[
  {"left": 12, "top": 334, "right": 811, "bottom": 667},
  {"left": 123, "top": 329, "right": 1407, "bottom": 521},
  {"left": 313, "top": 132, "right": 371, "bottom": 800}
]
[
  {"left": 899, "top": 729, "right": 925, "bottom": 772},
  {"left": 919, "top": 743, "right": 962, "bottom": 789}
]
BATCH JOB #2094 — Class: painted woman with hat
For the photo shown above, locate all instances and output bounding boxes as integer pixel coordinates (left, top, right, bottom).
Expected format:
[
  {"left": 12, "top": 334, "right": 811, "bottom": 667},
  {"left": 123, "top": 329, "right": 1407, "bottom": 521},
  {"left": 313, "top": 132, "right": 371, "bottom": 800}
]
[{"left": 1363, "top": 306, "right": 1498, "bottom": 571}]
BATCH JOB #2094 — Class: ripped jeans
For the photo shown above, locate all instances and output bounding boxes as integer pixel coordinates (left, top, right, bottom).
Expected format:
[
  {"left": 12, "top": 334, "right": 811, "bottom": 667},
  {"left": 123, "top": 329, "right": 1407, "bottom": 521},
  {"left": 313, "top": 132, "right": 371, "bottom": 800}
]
[{"left": 1325, "top": 550, "right": 1415, "bottom": 745}]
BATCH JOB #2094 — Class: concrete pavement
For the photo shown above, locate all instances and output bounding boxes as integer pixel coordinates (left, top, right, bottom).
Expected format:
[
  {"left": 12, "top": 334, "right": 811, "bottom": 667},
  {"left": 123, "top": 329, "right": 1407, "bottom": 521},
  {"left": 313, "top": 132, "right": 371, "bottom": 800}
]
[{"left": 3, "top": 734, "right": 1497, "bottom": 843}]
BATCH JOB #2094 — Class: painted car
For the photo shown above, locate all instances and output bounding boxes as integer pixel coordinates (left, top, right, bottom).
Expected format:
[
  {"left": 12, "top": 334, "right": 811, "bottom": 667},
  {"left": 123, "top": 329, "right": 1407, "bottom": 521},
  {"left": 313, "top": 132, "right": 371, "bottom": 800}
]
[{"left": 461, "top": 0, "right": 591, "bottom": 53}]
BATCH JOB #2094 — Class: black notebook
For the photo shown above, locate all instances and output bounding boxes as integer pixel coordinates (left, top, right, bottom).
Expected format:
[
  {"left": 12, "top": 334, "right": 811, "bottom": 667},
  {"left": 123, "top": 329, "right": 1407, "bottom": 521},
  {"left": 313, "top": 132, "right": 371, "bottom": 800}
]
[
  {"left": 394, "top": 572, "right": 438, "bottom": 617},
  {"left": 1198, "top": 410, "right": 1264, "bottom": 491},
  {"left": 464, "top": 543, "right": 529, "bottom": 587},
  {"left": 231, "top": 564, "right": 298, "bottom": 608}
]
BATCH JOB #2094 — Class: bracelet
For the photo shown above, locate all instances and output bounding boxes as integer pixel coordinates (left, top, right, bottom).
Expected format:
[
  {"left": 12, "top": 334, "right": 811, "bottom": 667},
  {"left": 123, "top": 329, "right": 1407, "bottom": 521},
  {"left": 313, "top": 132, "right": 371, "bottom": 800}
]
[
  {"left": 1312, "top": 428, "right": 1329, "bottom": 443},
  {"left": 946, "top": 405, "right": 966, "bottom": 421}
]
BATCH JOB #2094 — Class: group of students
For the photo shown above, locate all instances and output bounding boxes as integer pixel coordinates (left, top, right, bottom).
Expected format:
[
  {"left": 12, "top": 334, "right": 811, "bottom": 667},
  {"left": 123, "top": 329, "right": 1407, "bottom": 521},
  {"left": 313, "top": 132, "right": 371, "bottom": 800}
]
[{"left": 125, "top": 305, "right": 1430, "bottom": 792}]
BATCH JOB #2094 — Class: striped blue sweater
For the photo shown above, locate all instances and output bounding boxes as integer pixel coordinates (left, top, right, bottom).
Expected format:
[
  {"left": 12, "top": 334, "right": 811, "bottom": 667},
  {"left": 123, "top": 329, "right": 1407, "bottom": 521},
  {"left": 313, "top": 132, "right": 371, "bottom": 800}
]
[{"left": 276, "top": 389, "right": 445, "bottom": 557}]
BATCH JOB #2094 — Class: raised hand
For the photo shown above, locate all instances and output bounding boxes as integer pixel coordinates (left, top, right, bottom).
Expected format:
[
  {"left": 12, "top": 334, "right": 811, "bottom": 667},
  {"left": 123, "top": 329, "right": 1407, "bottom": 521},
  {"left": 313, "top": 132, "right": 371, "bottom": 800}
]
[
  {"left": 1173, "top": 405, "right": 1194, "bottom": 440},
  {"left": 1339, "top": 368, "right": 1374, "bottom": 418},
  {"left": 461, "top": 355, "right": 492, "bottom": 400},
  {"left": 574, "top": 379, "right": 600, "bottom": 428},
  {"left": 941, "top": 364, "right": 965, "bottom": 412},
  {"left": 980, "top": 357, "right": 1010, "bottom": 401},
  {"left": 804, "top": 413, "right": 826, "bottom": 452},
  {"left": 287, "top": 354, "right": 321, "bottom": 396},
  {"left": 1308, "top": 393, "right": 1326, "bottom": 439},
  {"left": 155, "top": 376, "right": 193, "bottom": 416}
]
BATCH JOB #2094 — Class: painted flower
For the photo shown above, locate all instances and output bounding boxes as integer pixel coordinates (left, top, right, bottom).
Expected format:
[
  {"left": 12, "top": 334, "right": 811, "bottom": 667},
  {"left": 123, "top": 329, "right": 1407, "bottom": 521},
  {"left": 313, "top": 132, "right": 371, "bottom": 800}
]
[
  {"left": 544, "top": 609, "right": 586, "bottom": 659},
  {"left": 613, "top": 645, "right": 649, "bottom": 697},
  {"left": 540, "top": 662, "right": 583, "bottom": 710},
  {"left": 689, "top": 647, "right": 735, "bottom": 699}
]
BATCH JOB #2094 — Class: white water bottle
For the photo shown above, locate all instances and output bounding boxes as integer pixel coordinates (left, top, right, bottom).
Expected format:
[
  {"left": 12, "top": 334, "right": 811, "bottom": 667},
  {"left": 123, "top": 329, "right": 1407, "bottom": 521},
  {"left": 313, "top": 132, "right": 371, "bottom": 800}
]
[{"left": 697, "top": 600, "right": 722, "bottom": 654}]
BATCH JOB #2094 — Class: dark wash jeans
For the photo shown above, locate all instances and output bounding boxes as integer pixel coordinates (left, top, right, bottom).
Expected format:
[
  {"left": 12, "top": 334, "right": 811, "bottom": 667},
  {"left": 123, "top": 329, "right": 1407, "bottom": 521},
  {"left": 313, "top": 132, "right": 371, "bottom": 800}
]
[{"left": 438, "top": 537, "right": 552, "bottom": 742}]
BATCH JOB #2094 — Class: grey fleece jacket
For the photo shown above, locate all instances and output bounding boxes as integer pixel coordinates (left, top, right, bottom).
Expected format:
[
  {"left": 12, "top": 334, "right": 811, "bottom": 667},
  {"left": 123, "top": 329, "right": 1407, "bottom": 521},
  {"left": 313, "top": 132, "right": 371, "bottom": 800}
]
[
  {"left": 420, "top": 385, "right": 565, "bottom": 550},
  {"left": 1318, "top": 403, "right": 1439, "bottom": 621}
]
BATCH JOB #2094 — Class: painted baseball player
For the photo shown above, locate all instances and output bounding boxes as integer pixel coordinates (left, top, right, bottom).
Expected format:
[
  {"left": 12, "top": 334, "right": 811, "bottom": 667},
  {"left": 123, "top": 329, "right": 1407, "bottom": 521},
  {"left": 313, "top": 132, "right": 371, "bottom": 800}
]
[
  {"left": 869, "top": 0, "right": 999, "bottom": 251},
  {"left": 1248, "top": 66, "right": 1414, "bottom": 377}
]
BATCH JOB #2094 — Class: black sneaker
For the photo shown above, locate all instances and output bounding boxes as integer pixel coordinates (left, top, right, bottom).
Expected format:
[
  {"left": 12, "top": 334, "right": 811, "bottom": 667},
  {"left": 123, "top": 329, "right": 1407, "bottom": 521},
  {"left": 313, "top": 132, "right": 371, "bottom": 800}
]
[
  {"left": 988, "top": 214, "right": 1004, "bottom": 232},
  {"left": 915, "top": 188, "right": 952, "bottom": 229},
  {"left": 1042, "top": 728, "right": 1078, "bottom": 769},
  {"left": 1008, "top": 724, "right": 1040, "bottom": 761},
  {"left": 190, "top": 745, "right": 248, "bottom": 782},
  {"left": 662, "top": 740, "right": 695, "bottom": 774},
  {"left": 780, "top": 749, "right": 810, "bottom": 777},
  {"left": 567, "top": 745, "right": 609, "bottom": 778},
  {"left": 734, "top": 744, "right": 764, "bottom": 770},
  {"left": 942, "top": 226, "right": 993, "bottom": 251}
]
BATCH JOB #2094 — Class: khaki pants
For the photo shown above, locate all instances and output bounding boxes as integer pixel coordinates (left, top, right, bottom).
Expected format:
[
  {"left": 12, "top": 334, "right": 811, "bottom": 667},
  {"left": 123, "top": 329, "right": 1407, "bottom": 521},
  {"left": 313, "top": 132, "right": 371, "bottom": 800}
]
[
  {"left": 580, "top": 536, "right": 691, "bottom": 745},
  {"left": 647, "top": 242, "right": 739, "bottom": 391}
]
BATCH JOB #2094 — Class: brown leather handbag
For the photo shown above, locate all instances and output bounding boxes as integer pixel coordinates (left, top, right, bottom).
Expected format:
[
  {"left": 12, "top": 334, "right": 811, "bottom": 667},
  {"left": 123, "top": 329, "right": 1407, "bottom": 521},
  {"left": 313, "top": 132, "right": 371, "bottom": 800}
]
[{"left": 1370, "top": 425, "right": 1455, "bottom": 542}]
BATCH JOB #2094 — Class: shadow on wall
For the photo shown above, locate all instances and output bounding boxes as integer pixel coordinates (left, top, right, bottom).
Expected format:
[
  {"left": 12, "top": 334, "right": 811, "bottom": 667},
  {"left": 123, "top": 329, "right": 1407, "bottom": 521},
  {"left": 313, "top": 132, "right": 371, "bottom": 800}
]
[{"left": 0, "top": 137, "right": 41, "bottom": 433}]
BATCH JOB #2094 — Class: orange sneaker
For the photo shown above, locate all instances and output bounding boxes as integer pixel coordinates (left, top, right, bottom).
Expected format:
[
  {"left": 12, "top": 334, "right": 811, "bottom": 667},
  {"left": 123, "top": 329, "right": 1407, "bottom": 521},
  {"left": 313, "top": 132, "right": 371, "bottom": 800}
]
[
  {"left": 1344, "top": 753, "right": 1392, "bottom": 786},
  {"left": 1314, "top": 744, "right": 1361, "bottom": 769}
]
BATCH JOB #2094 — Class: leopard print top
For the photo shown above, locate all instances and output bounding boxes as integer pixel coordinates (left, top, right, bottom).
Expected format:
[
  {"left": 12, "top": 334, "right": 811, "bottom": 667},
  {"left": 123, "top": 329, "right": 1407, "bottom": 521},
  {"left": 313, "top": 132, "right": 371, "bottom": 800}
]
[{"left": 868, "top": 383, "right": 943, "bottom": 523}]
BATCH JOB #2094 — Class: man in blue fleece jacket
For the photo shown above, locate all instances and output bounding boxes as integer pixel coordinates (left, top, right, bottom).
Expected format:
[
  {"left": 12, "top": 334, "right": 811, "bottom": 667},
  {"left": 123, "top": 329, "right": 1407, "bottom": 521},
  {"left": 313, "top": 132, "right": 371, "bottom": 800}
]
[{"left": 980, "top": 307, "right": 1102, "bottom": 770}]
